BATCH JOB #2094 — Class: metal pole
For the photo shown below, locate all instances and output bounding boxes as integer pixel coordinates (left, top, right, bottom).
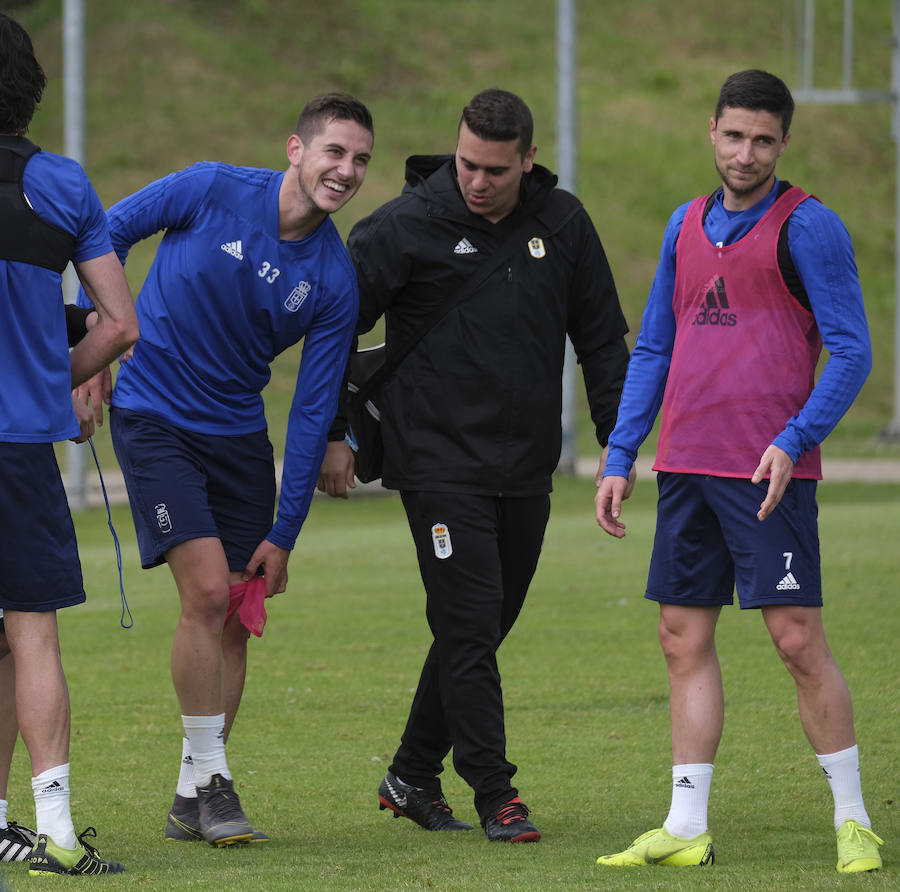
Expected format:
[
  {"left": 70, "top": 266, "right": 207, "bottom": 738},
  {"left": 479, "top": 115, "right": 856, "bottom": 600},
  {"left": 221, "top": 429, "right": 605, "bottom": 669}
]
[
  {"left": 888, "top": 0, "right": 900, "bottom": 436},
  {"left": 842, "top": 0, "right": 854, "bottom": 91},
  {"left": 803, "top": 0, "right": 815, "bottom": 90},
  {"left": 557, "top": 0, "right": 578, "bottom": 475},
  {"left": 63, "top": 0, "right": 87, "bottom": 508}
]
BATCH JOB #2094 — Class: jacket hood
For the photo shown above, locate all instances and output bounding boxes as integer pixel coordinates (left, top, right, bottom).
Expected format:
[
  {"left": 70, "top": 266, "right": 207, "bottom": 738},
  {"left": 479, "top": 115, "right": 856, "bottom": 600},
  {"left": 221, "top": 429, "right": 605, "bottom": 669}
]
[{"left": 401, "top": 153, "right": 559, "bottom": 221}]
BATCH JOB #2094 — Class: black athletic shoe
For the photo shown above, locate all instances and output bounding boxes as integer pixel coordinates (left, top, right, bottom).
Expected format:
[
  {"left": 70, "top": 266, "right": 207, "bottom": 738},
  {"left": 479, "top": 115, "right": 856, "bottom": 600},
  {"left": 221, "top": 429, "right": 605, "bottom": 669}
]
[
  {"left": 28, "top": 826, "right": 125, "bottom": 875},
  {"left": 378, "top": 772, "right": 473, "bottom": 831},
  {"left": 482, "top": 797, "right": 541, "bottom": 842},
  {"left": 166, "top": 792, "right": 269, "bottom": 843},
  {"left": 0, "top": 820, "right": 37, "bottom": 861},
  {"left": 196, "top": 774, "right": 254, "bottom": 846}
]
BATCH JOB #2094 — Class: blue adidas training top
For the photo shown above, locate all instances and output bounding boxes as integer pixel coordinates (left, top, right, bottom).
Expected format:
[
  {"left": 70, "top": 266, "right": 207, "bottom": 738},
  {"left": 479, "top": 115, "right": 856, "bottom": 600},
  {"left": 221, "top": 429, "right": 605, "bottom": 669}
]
[
  {"left": 605, "top": 178, "right": 872, "bottom": 479},
  {"left": 1, "top": 149, "right": 111, "bottom": 442},
  {"left": 82, "top": 162, "right": 358, "bottom": 549}
]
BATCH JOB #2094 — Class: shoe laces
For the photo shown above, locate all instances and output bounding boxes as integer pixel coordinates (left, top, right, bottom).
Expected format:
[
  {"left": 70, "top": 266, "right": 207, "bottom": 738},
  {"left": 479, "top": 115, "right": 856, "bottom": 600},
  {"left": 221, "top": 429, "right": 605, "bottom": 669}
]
[
  {"left": 76, "top": 826, "right": 100, "bottom": 858},
  {"left": 493, "top": 797, "right": 529, "bottom": 825},
  {"left": 6, "top": 821, "right": 35, "bottom": 840},
  {"left": 840, "top": 821, "right": 883, "bottom": 856},
  {"left": 430, "top": 796, "right": 453, "bottom": 816}
]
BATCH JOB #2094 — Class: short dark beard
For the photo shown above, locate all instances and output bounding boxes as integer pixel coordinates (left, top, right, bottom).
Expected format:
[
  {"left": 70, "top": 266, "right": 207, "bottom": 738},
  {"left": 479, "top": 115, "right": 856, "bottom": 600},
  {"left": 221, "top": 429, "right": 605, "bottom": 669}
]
[{"left": 715, "top": 159, "right": 769, "bottom": 199}]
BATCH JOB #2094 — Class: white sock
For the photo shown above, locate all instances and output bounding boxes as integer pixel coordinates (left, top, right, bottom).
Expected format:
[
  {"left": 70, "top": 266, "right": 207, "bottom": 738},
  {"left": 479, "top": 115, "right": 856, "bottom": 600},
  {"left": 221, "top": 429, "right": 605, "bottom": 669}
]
[
  {"left": 817, "top": 744, "right": 871, "bottom": 830},
  {"left": 663, "top": 763, "right": 714, "bottom": 839},
  {"left": 0, "top": 797, "right": 8, "bottom": 829},
  {"left": 182, "top": 714, "right": 230, "bottom": 788},
  {"left": 31, "top": 764, "right": 76, "bottom": 850},
  {"left": 176, "top": 737, "right": 197, "bottom": 798}
]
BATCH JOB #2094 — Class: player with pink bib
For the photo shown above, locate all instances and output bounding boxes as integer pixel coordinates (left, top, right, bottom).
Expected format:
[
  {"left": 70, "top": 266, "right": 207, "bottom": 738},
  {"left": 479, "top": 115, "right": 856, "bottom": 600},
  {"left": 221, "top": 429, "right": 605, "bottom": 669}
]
[{"left": 594, "top": 69, "right": 883, "bottom": 874}]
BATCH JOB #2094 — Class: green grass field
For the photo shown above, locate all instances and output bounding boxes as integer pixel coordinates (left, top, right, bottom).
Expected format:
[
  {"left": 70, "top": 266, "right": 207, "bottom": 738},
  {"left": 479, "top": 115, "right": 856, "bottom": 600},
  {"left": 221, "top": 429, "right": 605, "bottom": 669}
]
[{"left": 1, "top": 476, "right": 897, "bottom": 890}]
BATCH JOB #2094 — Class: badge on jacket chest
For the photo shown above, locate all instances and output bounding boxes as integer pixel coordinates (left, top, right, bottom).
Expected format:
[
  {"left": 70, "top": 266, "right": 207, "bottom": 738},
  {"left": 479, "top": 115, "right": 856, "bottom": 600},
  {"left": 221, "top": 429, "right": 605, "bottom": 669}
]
[{"left": 528, "top": 237, "right": 546, "bottom": 259}]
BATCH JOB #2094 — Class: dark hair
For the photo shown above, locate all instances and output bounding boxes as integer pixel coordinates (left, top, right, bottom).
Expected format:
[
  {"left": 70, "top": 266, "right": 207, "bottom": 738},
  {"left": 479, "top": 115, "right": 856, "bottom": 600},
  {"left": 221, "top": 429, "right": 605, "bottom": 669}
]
[
  {"left": 715, "top": 69, "right": 794, "bottom": 136},
  {"left": 0, "top": 13, "right": 46, "bottom": 135},
  {"left": 459, "top": 88, "right": 534, "bottom": 158},
  {"left": 294, "top": 92, "right": 373, "bottom": 143}
]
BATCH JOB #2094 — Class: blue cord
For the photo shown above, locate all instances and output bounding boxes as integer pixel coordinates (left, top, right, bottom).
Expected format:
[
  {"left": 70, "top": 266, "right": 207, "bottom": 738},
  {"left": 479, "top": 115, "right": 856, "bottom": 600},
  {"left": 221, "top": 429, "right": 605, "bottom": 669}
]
[{"left": 88, "top": 438, "right": 133, "bottom": 629}]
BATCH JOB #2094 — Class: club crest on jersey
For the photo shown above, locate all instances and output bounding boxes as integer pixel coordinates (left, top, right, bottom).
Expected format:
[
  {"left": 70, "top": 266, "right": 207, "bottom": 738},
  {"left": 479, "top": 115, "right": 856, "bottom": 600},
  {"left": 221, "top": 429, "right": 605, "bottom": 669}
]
[
  {"left": 284, "top": 280, "right": 311, "bottom": 312},
  {"left": 431, "top": 523, "right": 452, "bottom": 559},
  {"left": 528, "top": 237, "right": 546, "bottom": 259}
]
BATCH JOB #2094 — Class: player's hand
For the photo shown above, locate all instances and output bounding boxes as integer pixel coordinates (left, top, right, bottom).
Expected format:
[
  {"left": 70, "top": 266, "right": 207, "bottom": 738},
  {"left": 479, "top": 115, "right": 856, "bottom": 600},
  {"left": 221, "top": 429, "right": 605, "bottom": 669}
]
[
  {"left": 69, "top": 390, "right": 95, "bottom": 443},
  {"left": 751, "top": 444, "right": 795, "bottom": 521},
  {"left": 595, "top": 446, "right": 637, "bottom": 500},
  {"left": 317, "top": 440, "right": 356, "bottom": 499},
  {"left": 243, "top": 539, "right": 290, "bottom": 596},
  {"left": 74, "top": 368, "right": 112, "bottom": 428},
  {"left": 596, "top": 474, "right": 631, "bottom": 538}
]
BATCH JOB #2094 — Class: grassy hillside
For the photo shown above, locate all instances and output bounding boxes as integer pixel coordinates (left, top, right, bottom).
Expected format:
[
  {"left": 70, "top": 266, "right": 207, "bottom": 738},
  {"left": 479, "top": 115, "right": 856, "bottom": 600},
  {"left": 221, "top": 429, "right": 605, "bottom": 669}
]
[{"left": 12, "top": 0, "right": 899, "bottom": 459}]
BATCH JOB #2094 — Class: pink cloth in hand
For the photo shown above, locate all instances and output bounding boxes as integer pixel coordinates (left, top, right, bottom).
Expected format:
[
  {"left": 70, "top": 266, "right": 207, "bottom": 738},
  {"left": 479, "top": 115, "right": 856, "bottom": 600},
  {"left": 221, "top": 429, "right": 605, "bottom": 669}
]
[{"left": 227, "top": 575, "right": 269, "bottom": 638}]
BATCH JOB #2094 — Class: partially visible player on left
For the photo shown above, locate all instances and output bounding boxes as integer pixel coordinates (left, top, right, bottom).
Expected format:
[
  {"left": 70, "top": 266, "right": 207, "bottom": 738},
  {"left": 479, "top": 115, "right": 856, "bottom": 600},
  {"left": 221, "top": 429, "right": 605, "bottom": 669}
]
[
  {"left": 1, "top": 305, "right": 102, "bottom": 865},
  {"left": 0, "top": 11, "right": 139, "bottom": 877}
]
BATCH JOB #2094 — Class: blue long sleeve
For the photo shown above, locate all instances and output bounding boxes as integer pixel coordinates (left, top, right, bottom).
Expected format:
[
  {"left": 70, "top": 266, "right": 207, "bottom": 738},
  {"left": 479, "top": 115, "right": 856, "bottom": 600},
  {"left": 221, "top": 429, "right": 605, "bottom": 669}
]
[{"left": 83, "top": 162, "right": 358, "bottom": 549}]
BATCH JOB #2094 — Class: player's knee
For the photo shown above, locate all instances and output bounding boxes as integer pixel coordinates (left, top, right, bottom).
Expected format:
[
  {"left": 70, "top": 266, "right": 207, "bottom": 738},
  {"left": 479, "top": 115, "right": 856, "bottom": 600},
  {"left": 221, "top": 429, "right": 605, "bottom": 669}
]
[
  {"left": 658, "top": 613, "right": 717, "bottom": 672},
  {"left": 658, "top": 620, "right": 693, "bottom": 665},
  {"left": 771, "top": 624, "right": 828, "bottom": 677},
  {"left": 179, "top": 582, "right": 230, "bottom": 628}
]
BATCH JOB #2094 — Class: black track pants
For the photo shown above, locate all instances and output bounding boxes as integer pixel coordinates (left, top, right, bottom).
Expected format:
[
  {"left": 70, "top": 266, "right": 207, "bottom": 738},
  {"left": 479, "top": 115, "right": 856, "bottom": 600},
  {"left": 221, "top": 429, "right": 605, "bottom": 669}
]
[{"left": 390, "top": 490, "right": 551, "bottom": 818}]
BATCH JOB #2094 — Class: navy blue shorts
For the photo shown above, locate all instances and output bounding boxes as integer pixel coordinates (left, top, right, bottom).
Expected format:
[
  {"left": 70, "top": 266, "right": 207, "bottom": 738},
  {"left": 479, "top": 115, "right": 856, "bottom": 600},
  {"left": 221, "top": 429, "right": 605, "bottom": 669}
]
[
  {"left": 111, "top": 408, "right": 275, "bottom": 571},
  {"left": 645, "top": 472, "right": 822, "bottom": 609},
  {"left": 0, "top": 442, "right": 85, "bottom": 611}
]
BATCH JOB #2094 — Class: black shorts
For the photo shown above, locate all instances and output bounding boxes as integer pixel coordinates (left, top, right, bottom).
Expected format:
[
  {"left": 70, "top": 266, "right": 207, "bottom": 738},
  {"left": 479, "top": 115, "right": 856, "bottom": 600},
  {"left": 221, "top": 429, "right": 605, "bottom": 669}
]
[
  {"left": 646, "top": 472, "right": 822, "bottom": 608},
  {"left": 0, "top": 442, "right": 84, "bottom": 611},
  {"left": 111, "top": 408, "right": 275, "bottom": 571}
]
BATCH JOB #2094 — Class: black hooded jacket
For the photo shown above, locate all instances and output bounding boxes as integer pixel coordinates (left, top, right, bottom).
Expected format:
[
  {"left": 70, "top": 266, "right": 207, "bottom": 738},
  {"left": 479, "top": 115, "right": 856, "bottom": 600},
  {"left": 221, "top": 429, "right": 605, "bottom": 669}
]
[{"left": 344, "top": 154, "right": 629, "bottom": 496}]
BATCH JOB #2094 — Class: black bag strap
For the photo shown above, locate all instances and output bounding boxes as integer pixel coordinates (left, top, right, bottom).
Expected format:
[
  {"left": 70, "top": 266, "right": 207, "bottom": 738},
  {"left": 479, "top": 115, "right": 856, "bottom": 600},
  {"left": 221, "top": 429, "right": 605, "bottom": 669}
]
[
  {"left": 355, "top": 189, "right": 581, "bottom": 402},
  {"left": 0, "top": 135, "right": 77, "bottom": 273}
]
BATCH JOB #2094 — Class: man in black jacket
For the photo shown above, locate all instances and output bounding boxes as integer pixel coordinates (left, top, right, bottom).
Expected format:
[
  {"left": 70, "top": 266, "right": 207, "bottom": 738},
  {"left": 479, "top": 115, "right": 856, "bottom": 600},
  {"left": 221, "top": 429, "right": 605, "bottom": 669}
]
[{"left": 319, "top": 88, "right": 631, "bottom": 842}]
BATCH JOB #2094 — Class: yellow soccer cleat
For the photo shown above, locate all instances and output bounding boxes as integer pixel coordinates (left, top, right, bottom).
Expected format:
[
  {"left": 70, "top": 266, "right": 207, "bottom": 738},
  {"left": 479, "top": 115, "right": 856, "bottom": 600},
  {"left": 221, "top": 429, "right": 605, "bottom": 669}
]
[
  {"left": 836, "top": 820, "right": 883, "bottom": 873},
  {"left": 596, "top": 826, "right": 714, "bottom": 867},
  {"left": 28, "top": 827, "right": 124, "bottom": 876}
]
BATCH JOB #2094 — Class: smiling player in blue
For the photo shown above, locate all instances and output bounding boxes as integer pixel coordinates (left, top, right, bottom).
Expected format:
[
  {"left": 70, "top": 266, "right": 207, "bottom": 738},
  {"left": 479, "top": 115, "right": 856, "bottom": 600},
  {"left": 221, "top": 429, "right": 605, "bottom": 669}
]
[{"left": 78, "top": 93, "right": 373, "bottom": 846}]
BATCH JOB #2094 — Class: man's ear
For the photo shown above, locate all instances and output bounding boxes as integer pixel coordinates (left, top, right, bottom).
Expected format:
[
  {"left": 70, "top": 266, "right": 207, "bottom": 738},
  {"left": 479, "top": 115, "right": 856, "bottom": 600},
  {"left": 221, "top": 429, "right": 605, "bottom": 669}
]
[{"left": 286, "top": 133, "right": 304, "bottom": 165}]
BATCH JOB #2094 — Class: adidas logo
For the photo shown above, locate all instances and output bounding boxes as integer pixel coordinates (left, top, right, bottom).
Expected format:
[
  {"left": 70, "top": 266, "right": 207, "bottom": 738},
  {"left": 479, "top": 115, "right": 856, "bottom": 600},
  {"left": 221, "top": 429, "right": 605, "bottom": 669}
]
[
  {"left": 776, "top": 572, "right": 801, "bottom": 591},
  {"left": 221, "top": 239, "right": 244, "bottom": 260},
  {"left": 693, "top": 276, "right": 737, "bottom": 327},
  {"left": 39, "top": 780, "right": 64, "bottom": 795},
  {"left": 453, "top": 237, "right": 478, "bottom": 255},
  {"left": 674, "top": 776, "right": 695, "bottom": 789}
]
